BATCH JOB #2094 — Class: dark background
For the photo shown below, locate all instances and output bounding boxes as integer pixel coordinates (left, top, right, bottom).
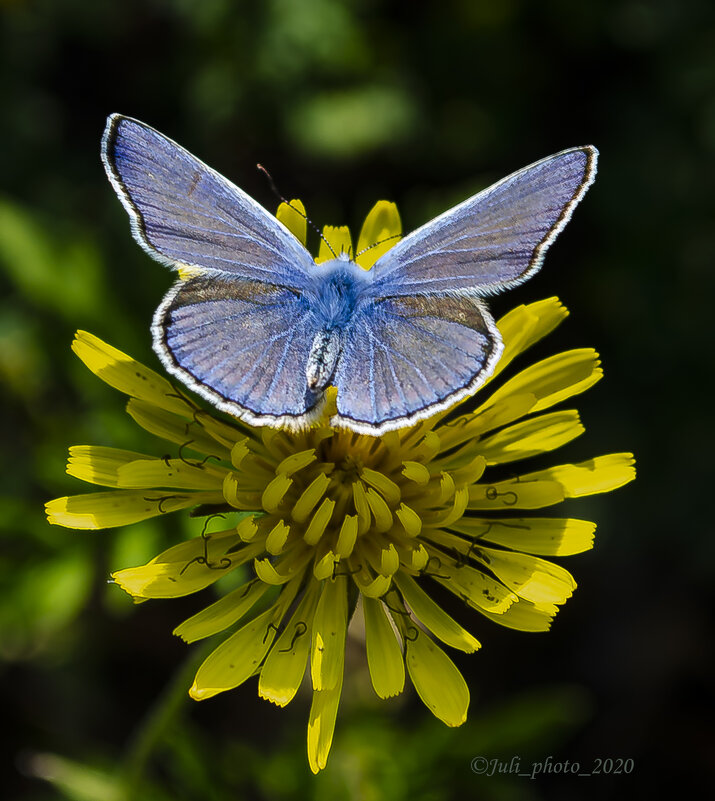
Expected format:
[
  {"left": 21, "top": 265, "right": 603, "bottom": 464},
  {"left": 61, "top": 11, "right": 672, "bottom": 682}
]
[{"left": 1, "top": 1, "right": 713, "bottom": 799}]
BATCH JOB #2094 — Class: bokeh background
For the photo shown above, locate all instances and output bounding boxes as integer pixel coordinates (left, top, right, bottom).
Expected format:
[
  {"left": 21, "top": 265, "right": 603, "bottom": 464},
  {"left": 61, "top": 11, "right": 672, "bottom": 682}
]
[{"left": 2, "top": 1, "right": 713, "bottom": 799}]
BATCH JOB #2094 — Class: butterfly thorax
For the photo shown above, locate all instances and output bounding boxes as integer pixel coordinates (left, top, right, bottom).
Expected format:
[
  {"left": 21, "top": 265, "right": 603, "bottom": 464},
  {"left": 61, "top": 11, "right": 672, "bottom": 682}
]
[
  {"left": 308, "top": 256, "right": 371, "bottom": 329},
  {"left": 305, "top": 256, "right": 371, "bottom": 391}
]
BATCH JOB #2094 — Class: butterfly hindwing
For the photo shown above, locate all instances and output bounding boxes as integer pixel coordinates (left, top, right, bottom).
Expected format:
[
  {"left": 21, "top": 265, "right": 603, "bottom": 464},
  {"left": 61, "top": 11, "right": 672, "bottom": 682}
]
[
  {"left": 332, "top": 295, "right": 502, "bottom": 433},
  {"left": 154, "top": 275, "right": 322, "bottom": 424},
  {"left": 102, "top": 115, "right": 314, "bottom": 289},
  {"left": 367, "top": 147, "right": 597, "bottom": 297}
]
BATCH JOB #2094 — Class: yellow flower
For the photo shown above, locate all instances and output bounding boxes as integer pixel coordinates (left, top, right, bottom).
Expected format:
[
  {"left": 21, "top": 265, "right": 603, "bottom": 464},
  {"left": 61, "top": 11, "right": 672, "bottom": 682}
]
[{"left": 46, "top": 200, "right": 635, "bottom": 773}]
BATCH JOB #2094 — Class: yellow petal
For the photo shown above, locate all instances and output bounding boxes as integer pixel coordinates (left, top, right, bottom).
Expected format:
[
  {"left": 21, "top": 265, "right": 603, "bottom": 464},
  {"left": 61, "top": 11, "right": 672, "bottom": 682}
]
[
  {"left": 438, "top": 394, "right": 536, "bottom": 449},
  {"left": 276, "top": 199, "right": 307, "bottom": 245},
  {"left": 265, "top": 519, "right": 291, "bottom": 555},
  {"left": 401, "top": 460, "right": 430, "bottom": 486},
  {"left": 366, "top": 488, "right": 393, "bottom": 532},
  {"left": 126, "top": 398, "right": 232, "bottom": 459},
  {"left": 113, "top": 533, "right": 260, "bottom": 599},
  {"left": 521, "top": 453, "right": 636, "bottom": 497},
  {"left": 173, "top": 580, "right": 269, "bottom": 642},
  {"left": 45, "top": 490, "right": 223, "bottom": 529},
  {"left": 360, "top": 468, "right": 401, "bottom": 505},
  {"left": 335, "top": 515, "right": 358, "bottom": 558},
  {"left": 454, "top": 517, "right": 596, "bottom": 555},
  {"left": 307, "top": 676, "right": 343, "bottom": 774},
  {"left": 362, "top": 597, "right": 405, "bottom": 699},
  {"left": 394, "top": 573, "right": 480, "bottom": 653},
  {"left": 311, "top": 576, "right": 348, "bottom": 691},
  {"left": 116, "top": 458, "right": 228, "bottom": 491},
  {"left": 476, "top": 596, "right": 558, "bottom": 632},
  {"left": 405, "top": 629, "right": 469, "bottom": 727},
  {"left": 473, "top": 547, "right": 576, "bottom": 605},
  {"left": 292, "top": 474, "right": 331, "bottom": 523},
  {"left": 429, "top": 559, "right": 517, "bottom": 615},
  {"left": 275, "top": 449, "right": 316, "bottom": 476},
  {"left": 485, "top": 349, "right": 602, "bottom": 414},
  {"left": 303, "top": 497, "right": 335, "bottom": 545},
  {"left": 396, "top": 503, "right": 422, "bottom": 537},
  {"left": 351, "top": 481, "right": 371, "bottom": 534},
  {"left": 72, "top": 331, "right": 193, "bottom": 417},
  {"left": 261, "top": 474, "right": 293, "bottom": 513},
  {"left": 491, "top": 297, "right": 569, "bottom": 379},
  {"left": 316, "top": 225, "right": 352, "bottom": 263},
  {"left": 477, "top": 410, "right": 584, "bottom": 465},
  {"left": 259, "top": 583, "right": 320, "bottom": 706},
  {"left": 355, "top": 201, "right": 402, "bottom": 269},
  {"left": 66, "top": 446, "right": 153, "bottom": 487},
  {"left": 190, "top": 606, "right": 279, "bottom": 700},
  {"left": 468, "top": 479, "right": 565, "bottom": 510},
  {"left": 254, "top": 547, "right": 313, "bottom": 585},
  {"left": 351, "top": 563, "right": 392, "bottom": 598}
]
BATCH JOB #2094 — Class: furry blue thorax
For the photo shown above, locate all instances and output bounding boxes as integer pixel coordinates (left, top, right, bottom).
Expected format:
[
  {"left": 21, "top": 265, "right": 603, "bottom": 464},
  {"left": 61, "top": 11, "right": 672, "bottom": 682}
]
[{"left": 307, "top": 254, "right": 373, "bottom": 330}]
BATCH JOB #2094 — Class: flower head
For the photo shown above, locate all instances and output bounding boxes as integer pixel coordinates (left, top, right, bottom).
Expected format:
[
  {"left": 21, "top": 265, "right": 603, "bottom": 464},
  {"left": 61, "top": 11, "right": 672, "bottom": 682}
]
[{"left": 47, "top": 200, "right": 635, "bottom": 772}]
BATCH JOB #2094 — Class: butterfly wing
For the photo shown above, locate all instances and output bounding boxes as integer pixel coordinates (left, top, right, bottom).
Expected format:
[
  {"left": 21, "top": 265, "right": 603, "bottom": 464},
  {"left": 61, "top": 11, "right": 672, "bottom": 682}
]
[
  {"left": 153, "top": 275, "right": 323, "bottom": 425},
  {"left": 367, "top": 146, "right": 597, "bottom": 297},
  {"left": 332, "top": 295, "right": 502, "bottom": 433},
  {"left": 332, "top": 147, "right": 597, "bottom": 432},
  {"left": 101, "top": 114, "right": 314, "bottom": 289}
]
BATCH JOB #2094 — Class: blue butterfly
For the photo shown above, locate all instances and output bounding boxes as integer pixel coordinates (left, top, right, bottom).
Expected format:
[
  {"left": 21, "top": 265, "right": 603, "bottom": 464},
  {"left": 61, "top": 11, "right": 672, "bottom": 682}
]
[{"left": 101, "top": 115, "right": 597, "bottom": 435}]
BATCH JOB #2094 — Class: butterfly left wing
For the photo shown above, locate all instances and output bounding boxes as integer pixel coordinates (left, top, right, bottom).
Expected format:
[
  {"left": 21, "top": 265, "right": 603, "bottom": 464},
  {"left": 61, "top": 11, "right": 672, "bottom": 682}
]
[
  {"left": 153, "top": 275, "right": 323, "bottom": 425},
  {"left": 102, "top": 115, "right": 315, "bottom": 289},
  {"left": 331, "top": 294, "right": 502, "bottom": 434},
  {"left": 366, "top": 146, "right": 597, "bottom": 297}
]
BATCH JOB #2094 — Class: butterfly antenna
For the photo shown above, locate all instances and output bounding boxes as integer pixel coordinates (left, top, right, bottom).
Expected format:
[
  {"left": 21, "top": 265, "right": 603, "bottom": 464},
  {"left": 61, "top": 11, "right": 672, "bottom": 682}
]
[
  {"left": 354, "top": 233, "right": 402, "bottom": 258},
  {"left": 256, "top": 164, "right": 337, "bottom": 259}
]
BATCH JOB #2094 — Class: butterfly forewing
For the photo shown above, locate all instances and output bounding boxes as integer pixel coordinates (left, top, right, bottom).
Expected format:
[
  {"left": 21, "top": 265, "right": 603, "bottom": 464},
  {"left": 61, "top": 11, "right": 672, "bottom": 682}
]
[
  {"left": 102, "top": 115, "right": 314, "bottom": 289},
  {"left": 367, "top": 147, "right": 597, "bottom": 298}
]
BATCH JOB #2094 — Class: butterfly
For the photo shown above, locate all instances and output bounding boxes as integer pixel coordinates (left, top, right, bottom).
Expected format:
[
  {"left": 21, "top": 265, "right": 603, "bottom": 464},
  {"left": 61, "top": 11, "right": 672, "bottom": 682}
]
[{"left": 101, "top": 114, "right": 597, "bottom": 435}]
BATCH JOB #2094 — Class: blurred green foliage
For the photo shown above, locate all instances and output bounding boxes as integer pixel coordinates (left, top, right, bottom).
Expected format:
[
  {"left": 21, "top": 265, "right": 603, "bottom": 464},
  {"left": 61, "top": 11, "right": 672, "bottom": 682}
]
[{"left": 1, "top": 0, "right": 713, "bottom": 799}]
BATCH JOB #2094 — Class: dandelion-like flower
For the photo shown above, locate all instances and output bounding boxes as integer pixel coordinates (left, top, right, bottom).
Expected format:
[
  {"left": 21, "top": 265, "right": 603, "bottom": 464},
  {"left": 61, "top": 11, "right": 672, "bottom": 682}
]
[{"left": 46, "top": 200, "right": 635, "bottom": 772}]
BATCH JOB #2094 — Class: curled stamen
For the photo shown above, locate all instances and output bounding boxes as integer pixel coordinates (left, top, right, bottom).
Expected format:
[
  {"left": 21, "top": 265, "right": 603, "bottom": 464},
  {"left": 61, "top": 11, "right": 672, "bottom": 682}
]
[
  {"left": 178, "top": 440, "right": 198, "bottom": 466},
  {"left": 144, "top": 494, "right": 184, "bottom": 514},
  {"left": 279, "top": 621, "right": 308, "bottom": 653},
  {"left": 484, "top": 486, "right": 518, "bottom": 505},
  {"left": 420, "top": 555, "right": 450, "bottom": 580},
  {"left": 382, "top": 590, "right": 411, "bottom": 617},
  {"left": 404, "top": 625, "right": 419, "bottom": 642},
  {"left": 263, "top": 621, "right": 280, "bottom": 644},
  {"left": 200, "top": 513, "right": 226, "bottom": 538},
  {"left": 449, "top": 546, "right": 468, "bottom": 569},
  {"left": 192, "top": 409, "right": 208, "bottom": 428},
  {"left": 180, "top": 518, "right": 231, "bottom": 574}
]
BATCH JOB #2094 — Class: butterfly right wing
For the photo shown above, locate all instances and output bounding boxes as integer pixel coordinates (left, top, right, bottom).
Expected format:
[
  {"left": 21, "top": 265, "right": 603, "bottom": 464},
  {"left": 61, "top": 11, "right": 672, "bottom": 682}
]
[
  {"left": 366, "top": 147, "right": 597, "bottom": 297},
  {"left": 102, "top": 115, "right": 315, "bottom": 289},
  {"left": 153, "top": 275, "right": 323, "bottom": 426},
  {"left": 332, "top": 294, "right": 502, "bottom": 434}
]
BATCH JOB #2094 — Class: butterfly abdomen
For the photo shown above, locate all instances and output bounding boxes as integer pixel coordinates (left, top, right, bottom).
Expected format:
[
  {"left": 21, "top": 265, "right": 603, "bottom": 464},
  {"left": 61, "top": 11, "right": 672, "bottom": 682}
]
[{"left": 306, "top": 328, "right": 341, "bottom": 390}]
